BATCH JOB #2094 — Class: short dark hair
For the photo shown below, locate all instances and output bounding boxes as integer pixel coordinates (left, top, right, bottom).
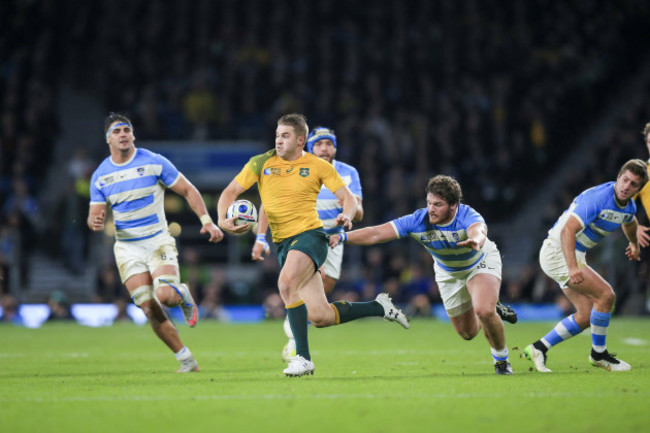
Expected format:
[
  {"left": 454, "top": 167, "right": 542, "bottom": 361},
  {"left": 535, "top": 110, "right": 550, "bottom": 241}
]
[
  {"left": 277, "top": 113, "right": 308, "bottom": 141},
  {"left": 619, "top": 158, "right": 649, "bottom": 189},
  {"left": 426, "top": 175, "right": 463, "bottom": 205},
  {"left": 104, "top": 112, "right": 133, "bottom": 135}
]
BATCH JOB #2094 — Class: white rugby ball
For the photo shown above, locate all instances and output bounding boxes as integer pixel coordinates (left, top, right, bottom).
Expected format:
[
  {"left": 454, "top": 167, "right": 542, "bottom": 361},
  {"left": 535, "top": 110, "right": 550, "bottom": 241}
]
[{"left": 226, "top": 199, "right": 258, "bottom": 233}]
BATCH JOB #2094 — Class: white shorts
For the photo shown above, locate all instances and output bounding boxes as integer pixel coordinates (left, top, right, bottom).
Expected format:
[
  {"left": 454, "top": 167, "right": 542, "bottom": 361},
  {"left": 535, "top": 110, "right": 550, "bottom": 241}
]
[
  {"left": 434, "top": 239, "right": 502, "bottom": 318},
  {"left": 539, "top": 238, "right": 587, "bottom": 289},
  {"left": 113, "top": 232, "right": 179, "bottom": 283},
  {"left": 321, "top": 242, "right": 344, "bottom": 280}
]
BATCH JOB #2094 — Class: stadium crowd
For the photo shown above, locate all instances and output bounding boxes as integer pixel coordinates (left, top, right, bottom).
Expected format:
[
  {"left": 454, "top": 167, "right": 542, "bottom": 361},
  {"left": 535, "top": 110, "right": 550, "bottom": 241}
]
[{"left": 2, "top": 0, "right": 650, "bottom": 319}]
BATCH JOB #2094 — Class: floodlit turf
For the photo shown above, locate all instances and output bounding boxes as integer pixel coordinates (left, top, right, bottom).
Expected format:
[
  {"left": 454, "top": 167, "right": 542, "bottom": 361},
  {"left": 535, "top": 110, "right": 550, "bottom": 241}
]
[{"left": 1, "top": 317, "right": 649, "bottom": 433}]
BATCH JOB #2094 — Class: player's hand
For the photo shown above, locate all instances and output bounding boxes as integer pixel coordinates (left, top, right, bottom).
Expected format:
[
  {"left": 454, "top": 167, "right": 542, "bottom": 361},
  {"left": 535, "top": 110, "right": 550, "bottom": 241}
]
[
  {"left": 334, "top": 213, "right": 353, "bottom": 230},
  {"left": 637, "top": 225, "right": 650, "bottom": 248},
  {"left": 568, "top": 267, "right": 585, "bottom": 285},
  {"left": 218, "top": 217, "right": 251, "bottom": 236},
  {"left": 92, "top": 210, "right": 106, "bottom": 232},
  {"left": 200, "top": 222, "right": 224, "bottom": 243},
  {"left": 456, "top": 238, "right": 480, "bottom": 251},
  {"left": 329, "top": 234, "right": 342, "bottom": 248},
  {"left": 626, "top": 242, "right": 641, "bottom": 261},
  {"left": 251, "top": 235, "right": 270, "bottom": 261}
]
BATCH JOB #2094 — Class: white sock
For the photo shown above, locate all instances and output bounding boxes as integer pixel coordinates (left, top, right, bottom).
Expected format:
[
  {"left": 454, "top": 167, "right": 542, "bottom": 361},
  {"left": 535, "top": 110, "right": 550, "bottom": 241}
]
[{"left": 175, "top": 346, "right": 192, "bottom": 362}]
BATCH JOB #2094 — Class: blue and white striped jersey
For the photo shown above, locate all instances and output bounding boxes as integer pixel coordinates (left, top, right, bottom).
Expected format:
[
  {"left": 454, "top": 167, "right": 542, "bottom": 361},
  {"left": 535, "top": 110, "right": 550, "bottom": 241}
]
[
  {"left": 316, "top": 160, "right": 362, "bottom": 235},
  {"left": 547, "top": 181, "right": 636, "bottom": 252},
  {"left": 89, "top": 148, "right": 180, "bottom": 241},
  {"left": 390, "top": 205, "right": 486, "bottom": 272}
]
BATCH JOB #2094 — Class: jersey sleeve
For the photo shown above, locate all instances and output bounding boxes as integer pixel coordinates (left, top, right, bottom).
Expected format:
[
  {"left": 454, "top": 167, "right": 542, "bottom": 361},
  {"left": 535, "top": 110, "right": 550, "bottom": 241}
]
[
  {"left": 155, "top": 153, "right": 181, "bottom": 187},
  {"left": 89, "top": 171, "right": 106, "bottom": 204},
  {"left": 461, "top": 206, "right": 485, "bottom": 228},
  {"left": 391, "top": 209, "right": 426, "bottom": 238},
  {"left": 234, "top": 163, "right": 260, "bottom": 190},
  {"left": 570, "top": 189, "right": 602, "bottom": 227},
  {"left": 348, "top": 166, "right": 363, "bottom": 198},
  {"left": 321, "top": 161, "right": 346, "bottom": 194}
]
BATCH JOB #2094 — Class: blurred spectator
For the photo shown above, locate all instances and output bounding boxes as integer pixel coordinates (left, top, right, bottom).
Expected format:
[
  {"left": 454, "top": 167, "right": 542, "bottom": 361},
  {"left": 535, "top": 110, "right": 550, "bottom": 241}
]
[{"left": 47, "top": 290, "right": 73, "bottom": 321}]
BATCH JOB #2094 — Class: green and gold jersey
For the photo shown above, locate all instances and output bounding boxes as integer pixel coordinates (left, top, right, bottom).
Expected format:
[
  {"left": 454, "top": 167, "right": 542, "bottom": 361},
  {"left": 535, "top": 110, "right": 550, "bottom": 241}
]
[
  {"left": 234, "top": 150, "right": 346, "bottom": 242},
  {"left": 635, "top": 160, "right": 650, "bottom": 219}
]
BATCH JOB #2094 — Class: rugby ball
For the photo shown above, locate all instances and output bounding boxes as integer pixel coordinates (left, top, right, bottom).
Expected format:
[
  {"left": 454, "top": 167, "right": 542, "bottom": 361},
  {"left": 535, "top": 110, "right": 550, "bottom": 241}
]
[{"left": 226, "top": 200, "right": 258, "bottom": 233}]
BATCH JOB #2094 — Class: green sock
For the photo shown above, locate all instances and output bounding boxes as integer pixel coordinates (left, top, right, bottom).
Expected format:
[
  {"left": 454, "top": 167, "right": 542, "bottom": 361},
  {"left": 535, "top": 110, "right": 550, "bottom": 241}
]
[
  {"left": 331, "top": 300, "right": 383, "bottom": 324},
  {"left": 287, "top": 302, "right": 310, "bottom": 360}
]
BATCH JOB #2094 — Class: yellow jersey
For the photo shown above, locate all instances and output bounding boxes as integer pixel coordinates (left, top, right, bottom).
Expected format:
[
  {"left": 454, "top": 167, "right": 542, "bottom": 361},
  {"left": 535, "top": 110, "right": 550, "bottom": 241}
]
[
  {"left": 234, "top": 150, "right": 346, "bottom": 242},
  {"left": 635, "top": 161, "right": 650, "bottom": 219}
]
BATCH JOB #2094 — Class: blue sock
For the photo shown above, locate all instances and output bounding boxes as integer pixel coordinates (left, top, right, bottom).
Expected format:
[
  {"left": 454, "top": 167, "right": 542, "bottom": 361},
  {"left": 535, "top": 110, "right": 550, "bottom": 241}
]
[
  {"left": 590, "top": 309, "right": 611, "bottom": 353},
  {"left": 540, "top": 314, "right": 582, "bottom": 349}
]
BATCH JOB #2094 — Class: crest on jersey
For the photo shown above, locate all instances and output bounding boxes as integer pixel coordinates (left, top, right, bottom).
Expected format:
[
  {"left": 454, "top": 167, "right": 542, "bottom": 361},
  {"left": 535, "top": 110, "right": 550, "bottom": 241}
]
[
  {"left": 299, "top": 168, "right": 310, "bottom": 177},
  {"left": 137, "top": 167, "right": 145, "bottom": 176}
]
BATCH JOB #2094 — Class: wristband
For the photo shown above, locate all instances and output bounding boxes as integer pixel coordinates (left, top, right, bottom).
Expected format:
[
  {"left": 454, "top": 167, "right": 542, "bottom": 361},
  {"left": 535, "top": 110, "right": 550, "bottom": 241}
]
[
  {"left": 340, "top": 233, "right": 347, "bottom": 243},
  {"left": 200, "top": 214, "right": 213, "bottom": 226},
  {"left": 256, "top": 234, "right": 266, "bottom": 242}
]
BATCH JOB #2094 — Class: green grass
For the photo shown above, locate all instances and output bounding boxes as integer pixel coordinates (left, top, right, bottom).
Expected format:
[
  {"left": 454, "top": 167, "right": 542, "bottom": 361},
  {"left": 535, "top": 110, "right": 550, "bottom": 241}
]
[{"left": 1, "top": 317, "right": 649, "bottom": 433}]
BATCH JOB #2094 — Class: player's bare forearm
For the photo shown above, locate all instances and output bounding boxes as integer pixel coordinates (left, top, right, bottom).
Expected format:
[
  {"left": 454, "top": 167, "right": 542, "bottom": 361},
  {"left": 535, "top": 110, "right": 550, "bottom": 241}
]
[
  {"left": 87, "top": 204, "right": 106, "bottom": 232},
  {"left": 353, "top": 197, "right": 364, "bottom": 222},
  {"left": 347, "top": 223, "right": 398, "bottom": 245},
  {"left": 560, "top": 227, "right": 580, "bottom": 272},
  {"left": 170, "top": 175, "right": 210, "bottom": 221},
  {"left": 217, "top": 179, "right": 246, "bottom": 225},
  {"left": 622, "top": 219, "right": 639, "bottom": 245},
  {"left": 256, "top": 205, "right": 269, "bottom": 235},
  {"left": 459, "top": 223, "right": 487, "bottom": 250}
]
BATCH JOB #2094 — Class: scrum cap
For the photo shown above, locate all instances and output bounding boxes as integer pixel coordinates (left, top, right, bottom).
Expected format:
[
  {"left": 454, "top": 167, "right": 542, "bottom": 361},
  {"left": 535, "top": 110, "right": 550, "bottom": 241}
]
[{"left": 306, "top": 127, "right": 337, "bottom": 153}]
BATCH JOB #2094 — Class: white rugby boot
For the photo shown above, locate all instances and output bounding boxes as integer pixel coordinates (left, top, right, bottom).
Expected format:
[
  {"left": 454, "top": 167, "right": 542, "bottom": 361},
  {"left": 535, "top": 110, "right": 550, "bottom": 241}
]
[{"left": 375, "top": 293, "right": 410, "bottom": 329}]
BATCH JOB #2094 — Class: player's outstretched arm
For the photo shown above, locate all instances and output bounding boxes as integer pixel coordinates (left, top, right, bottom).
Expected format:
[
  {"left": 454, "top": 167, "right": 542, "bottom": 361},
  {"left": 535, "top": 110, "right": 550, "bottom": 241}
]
[
  {"left": 251, "top": 204, "right": 270, "bottom": 261},
  {"left": 622, "top": 218, "right": 641, "bottom": 261},
  {"left": 170, "top": 174, "right": 224, "bottom": 243},
  {"left": 332, "top": 186, "right": 357, "bottom": 230},
  {"left": 87, "top": 204, "right": 106, "bottom": 232},
  {"left": 560, "top": 215, "right": 585, "bottom": 285},
  {"left": 637, "top": 224, "right": 650, "bottom": 248},
  {"left": 456, "top": 223, "right": 487, "bottom": 251},
  {"left": 329, "top": 222, "right": 398, "bottom": 248},
  {"left": 217, "top": 179, "right": 251, "bottom": 235}
]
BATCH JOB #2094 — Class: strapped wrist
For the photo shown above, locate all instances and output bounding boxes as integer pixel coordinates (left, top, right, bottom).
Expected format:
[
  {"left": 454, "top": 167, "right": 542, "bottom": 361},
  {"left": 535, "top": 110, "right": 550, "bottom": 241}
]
[{"left": 200, "top": 214, "right": 213, "bottom": 226}]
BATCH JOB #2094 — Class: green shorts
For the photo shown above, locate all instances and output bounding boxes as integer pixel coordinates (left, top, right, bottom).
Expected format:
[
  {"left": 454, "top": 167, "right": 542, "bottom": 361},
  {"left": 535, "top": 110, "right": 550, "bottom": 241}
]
[{"left": 275, "top": 228, "right": 329, "bottom": 271}]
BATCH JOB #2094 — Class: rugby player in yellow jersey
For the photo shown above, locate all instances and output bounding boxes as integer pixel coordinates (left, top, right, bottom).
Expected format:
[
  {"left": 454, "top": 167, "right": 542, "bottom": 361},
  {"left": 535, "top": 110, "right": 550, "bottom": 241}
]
[
  {"left": 636, "top": 122, "right": 650, "bottom": 247},
  {"left": 217, "top": 113, "right": 409, "bottom": 377}
]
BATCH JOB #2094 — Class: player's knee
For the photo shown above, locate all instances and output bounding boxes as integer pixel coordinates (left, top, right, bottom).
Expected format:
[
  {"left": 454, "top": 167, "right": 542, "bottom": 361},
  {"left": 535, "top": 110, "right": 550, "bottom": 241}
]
[
  {"left": 131, "top": 285, "right": 154, "bottom": 307},
  {"left": 153, "top": 275, "right": 182, "bottom": 306},
  {"left": 601, "top": 290, "right": 616, "bottom": 309},
  {"left": 474, "top": 305, "right": 495, "bottom": 322},
  {"left": 458, "top": 330, "right": 476, "bottom": 340},
  {"left": 308, "top": 308, "right": 335, "bottom": 328}
]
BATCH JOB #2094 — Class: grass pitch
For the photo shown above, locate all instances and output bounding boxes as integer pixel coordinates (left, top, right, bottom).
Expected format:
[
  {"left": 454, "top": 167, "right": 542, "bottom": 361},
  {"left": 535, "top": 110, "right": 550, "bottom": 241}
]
[{"left": 1, "top": 317, "right": 649, "bottom": 433}]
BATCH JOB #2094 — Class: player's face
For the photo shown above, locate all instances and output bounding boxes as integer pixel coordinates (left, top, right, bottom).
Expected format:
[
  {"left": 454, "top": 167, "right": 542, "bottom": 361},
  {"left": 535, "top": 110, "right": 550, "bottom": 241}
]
[
  {"left": 614, "top": 170, "right": 643, "bottom": 203},
  {"left": 311, "top": 139, "right": 336, "bottom": 163},
  {"left": 106, "top": 121, "right": 135, "bottom": 153},
  {"left": 275, "top": 125, "right": 304, "bottom": 161},
  {"left": 646, "top": 132, "right": 650, "bottom": 155},
  {"left": 426, "top": 193, "right": 457, "bottom": 225}
]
